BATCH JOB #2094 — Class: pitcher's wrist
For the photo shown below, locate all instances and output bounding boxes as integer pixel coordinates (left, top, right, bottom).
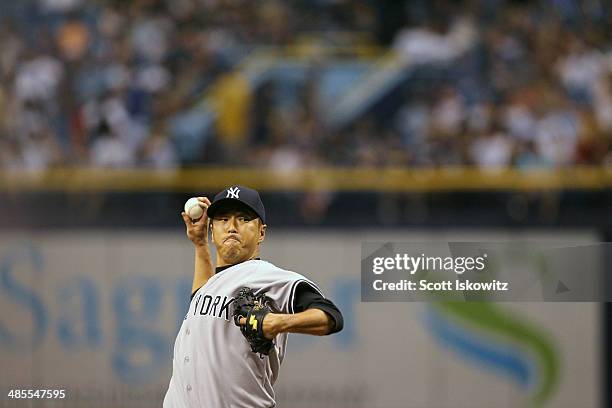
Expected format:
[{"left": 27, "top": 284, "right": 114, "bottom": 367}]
[{"left": 195, "top": 242, "right": 209, "bottom": 251}]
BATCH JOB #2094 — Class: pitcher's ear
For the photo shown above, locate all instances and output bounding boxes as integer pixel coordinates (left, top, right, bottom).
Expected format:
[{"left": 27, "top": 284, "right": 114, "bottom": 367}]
[{"left": 258, "top": 223, "right": 267, "bottom": 243}]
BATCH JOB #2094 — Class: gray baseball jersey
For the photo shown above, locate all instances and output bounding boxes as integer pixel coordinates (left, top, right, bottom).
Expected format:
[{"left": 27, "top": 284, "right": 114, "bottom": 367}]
[{"left": 163, "top": 259, "right": 323, "bottom": 408}]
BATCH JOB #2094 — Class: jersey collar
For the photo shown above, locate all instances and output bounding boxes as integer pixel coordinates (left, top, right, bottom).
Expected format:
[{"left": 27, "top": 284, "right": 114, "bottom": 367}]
[{"left": 215, "top": 257, "right": 261, "bottom": 274}]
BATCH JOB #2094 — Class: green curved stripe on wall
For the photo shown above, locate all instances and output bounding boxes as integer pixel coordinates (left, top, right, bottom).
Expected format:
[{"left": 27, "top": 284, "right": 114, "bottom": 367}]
[{"left": 432, "top": 302, "right": 559, "bottom": 407}]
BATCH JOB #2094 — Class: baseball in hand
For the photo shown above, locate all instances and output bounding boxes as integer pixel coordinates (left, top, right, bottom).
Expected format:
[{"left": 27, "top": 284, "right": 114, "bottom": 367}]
[{"left": 184, "top": 197, "right": 204, "bottom": 220}]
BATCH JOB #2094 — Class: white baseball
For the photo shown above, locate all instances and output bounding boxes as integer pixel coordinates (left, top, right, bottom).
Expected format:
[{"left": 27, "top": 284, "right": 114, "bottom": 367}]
[{"left": 184, "top": 197, "right": 204, "bottom": 220}]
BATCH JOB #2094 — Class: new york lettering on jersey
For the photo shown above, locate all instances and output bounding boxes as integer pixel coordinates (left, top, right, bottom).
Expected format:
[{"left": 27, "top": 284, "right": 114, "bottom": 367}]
[{"left": 192, "top": 293, "right": 234, "bottom": 320}]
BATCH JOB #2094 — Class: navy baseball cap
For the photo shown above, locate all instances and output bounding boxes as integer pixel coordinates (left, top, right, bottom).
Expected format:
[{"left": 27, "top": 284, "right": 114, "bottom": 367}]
[{"left": 206, "top": 185, "right": 266, "bottom": 224}]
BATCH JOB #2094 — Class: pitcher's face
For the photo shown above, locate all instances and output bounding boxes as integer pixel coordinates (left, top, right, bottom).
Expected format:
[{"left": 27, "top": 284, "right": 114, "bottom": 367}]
[{"left": 211, "top": 204, "right": 266, "bottom": 266}]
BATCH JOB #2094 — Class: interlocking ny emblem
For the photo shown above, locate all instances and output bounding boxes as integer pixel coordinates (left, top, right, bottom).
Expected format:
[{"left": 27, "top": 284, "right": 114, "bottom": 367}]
[{"left": 226, "top": 187, "right": 240, "bottom": 199}]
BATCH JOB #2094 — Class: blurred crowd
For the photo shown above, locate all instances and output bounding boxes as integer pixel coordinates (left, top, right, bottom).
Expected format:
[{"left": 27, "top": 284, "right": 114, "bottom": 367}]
[
  {"left": 384, "top": 0, "right": 612, "bottom": 168},
  {"left": 0, "top": 0, "right": 611, "bottom": 171},
  {"left": 0, "top": 0, "right": 363, "bottom": 170}
]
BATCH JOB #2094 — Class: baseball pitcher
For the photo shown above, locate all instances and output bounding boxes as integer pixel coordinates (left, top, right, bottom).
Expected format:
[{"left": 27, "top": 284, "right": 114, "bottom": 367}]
[{"left": 163, "top": 186, "right": 343, "bottom": 408}]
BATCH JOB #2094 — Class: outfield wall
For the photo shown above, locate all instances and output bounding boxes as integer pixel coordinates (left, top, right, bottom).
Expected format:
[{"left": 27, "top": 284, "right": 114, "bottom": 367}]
[{"left": 0, "top": 229, "right": 600, "bottom": 407}]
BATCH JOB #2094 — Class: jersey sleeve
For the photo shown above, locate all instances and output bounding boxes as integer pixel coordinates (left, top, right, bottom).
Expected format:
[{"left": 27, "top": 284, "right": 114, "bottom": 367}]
[
  {"left": 293, "top": 281, "right": 344, "bottom": 334},
  {"left": 246, "top": 263, "right": 343, "bottom": 333},
  {"left": 247, "top": 263, "right": 325, "bottom": 314}
]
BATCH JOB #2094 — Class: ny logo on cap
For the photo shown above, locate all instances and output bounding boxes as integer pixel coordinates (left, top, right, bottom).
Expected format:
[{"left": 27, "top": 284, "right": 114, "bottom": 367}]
[{"left": 226, "top": 187, "right": 240, "bottom": 199}]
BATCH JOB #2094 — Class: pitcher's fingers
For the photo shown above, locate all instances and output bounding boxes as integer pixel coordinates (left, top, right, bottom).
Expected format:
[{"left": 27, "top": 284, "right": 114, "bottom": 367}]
[
  {"left": 197, "top": 197, "right": 211, "bottom": 207},
  {"left": 181, "top": 212, "right": 191, "bottom": 226}
]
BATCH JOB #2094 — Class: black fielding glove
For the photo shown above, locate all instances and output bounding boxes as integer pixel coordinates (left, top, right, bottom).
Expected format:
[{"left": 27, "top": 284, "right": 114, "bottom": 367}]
[{"left": 232, "top": 287, "right": 277, "bottom": 356}]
